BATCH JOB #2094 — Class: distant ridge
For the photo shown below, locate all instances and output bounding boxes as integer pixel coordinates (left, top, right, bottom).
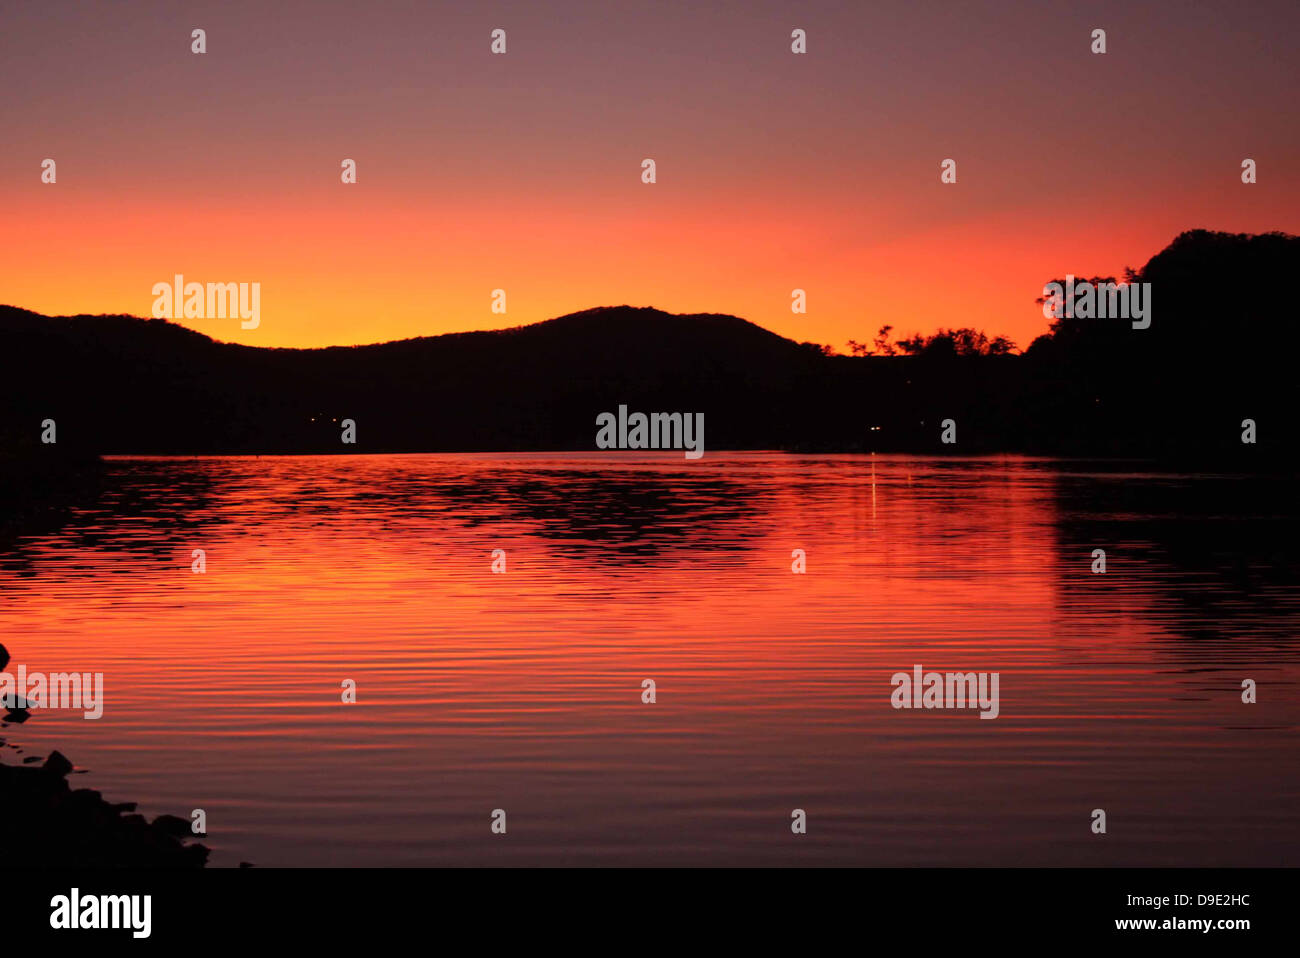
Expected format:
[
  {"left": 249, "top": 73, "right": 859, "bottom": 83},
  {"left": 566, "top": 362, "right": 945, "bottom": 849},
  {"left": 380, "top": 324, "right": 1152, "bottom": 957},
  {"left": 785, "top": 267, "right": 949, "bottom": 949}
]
[
  {"left": 2, "top": 231, "right": 1297, "bottom": 460},
  {"left": 0, "top": 303, "right": 800, "bottom": 353},
  {"left": 0, "top": 303, "right": 827, "bottom": 456}
]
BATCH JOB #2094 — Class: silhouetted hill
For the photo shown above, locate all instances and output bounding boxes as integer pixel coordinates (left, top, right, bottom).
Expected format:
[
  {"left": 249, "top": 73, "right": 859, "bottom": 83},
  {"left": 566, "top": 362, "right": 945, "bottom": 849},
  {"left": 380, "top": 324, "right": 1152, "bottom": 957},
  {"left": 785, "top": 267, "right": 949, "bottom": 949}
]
[
  {"left": 0, "top": 304, "right": 827, "bottom": 455},
  {"left": 1, "top": 230, "right": 1296, "bottom": 461},
  {"left": 1017, "top": 230, "right": 1298, "bottom": 457}
]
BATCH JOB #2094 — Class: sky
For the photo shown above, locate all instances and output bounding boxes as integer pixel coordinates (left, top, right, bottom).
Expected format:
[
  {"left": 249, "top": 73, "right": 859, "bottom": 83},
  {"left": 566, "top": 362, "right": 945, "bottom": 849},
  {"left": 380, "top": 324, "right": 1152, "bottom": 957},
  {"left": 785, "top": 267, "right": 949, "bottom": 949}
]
[{"left": 2, "top": 0, "right": 1297, "bottom": 349}]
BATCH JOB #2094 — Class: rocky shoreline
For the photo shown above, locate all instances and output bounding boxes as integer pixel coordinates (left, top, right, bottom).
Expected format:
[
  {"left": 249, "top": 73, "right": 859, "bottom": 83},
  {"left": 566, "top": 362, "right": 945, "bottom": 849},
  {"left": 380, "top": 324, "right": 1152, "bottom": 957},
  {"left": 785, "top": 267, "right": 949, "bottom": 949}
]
[{"left": 0, "top": 643, "right": 212, "bottom": 868}]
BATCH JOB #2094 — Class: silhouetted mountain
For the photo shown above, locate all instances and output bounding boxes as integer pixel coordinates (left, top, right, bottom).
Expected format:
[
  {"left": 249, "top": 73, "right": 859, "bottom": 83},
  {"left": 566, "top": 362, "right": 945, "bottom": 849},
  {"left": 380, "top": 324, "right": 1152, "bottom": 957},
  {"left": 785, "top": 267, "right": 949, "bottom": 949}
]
[
  {"left": 0, "top": 304, "right": 830, "bottom": 455},
  {"left": 1, "top": 230, "right": 1295, "bottom": 461}
]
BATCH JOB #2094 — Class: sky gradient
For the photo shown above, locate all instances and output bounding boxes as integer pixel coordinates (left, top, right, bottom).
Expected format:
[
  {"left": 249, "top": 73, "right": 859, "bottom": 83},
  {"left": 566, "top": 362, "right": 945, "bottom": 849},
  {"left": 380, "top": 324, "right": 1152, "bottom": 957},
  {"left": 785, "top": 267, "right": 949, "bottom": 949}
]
[{"left": 2, "top": 0, "right": 1297, "bottom": 348}]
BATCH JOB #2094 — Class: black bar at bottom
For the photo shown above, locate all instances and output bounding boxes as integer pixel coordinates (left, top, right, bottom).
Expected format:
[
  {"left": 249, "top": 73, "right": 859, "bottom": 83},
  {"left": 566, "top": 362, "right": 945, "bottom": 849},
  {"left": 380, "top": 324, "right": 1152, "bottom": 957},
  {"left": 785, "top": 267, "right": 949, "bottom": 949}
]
[{"left": 4, "top": 867, "right": 1281, "bottom": 946}]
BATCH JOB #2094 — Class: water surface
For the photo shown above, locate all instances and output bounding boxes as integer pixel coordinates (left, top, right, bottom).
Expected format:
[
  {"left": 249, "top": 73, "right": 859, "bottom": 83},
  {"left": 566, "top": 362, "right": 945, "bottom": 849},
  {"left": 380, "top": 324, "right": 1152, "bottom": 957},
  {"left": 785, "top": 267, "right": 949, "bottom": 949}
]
[{"left": 2, "top": 454, "right": 1296, "bottom": 866}]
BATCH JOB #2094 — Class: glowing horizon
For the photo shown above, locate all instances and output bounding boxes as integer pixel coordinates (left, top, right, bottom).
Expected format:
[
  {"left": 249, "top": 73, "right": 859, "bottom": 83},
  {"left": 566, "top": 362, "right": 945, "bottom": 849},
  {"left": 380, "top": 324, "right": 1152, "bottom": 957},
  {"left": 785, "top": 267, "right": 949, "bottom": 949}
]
[{"left": 3, "top": 0, "right": 1296, "bottom": 349}]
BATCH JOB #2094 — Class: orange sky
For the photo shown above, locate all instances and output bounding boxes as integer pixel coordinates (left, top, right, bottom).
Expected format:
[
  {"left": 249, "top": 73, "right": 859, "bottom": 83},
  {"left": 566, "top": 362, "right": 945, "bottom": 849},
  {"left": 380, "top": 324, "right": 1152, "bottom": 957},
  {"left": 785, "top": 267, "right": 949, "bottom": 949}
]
[{"left": 2, "top": 0, "right": 1297, "bottom": 349}]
